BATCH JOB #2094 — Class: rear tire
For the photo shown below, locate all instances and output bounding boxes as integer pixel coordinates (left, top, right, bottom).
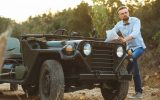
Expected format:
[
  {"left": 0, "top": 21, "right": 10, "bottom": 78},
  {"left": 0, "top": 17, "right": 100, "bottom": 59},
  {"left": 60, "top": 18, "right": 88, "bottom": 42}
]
[{"left": 39, "top": 60, "right": 64, "bottom": 100}]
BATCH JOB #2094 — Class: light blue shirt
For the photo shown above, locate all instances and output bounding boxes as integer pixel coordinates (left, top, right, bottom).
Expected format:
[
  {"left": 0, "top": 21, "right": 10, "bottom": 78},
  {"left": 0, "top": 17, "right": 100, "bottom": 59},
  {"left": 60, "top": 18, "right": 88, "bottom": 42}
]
[{"left": 111, "top": 17, "right": 146, "bottom": 50}]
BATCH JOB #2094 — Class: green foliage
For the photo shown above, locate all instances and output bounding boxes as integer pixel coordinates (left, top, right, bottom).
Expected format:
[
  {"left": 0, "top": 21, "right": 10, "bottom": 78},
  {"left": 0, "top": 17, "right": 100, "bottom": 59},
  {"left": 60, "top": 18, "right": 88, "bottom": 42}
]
[
  {"left": 90, "top": 0, "right": 123, "bottom": 37},
  {"left": 21, "top": 12, "right": 54, "bottom": 34},
  {"left": 153, "top": 31, "right": 160, "bottom": 53},
  {"left": 66, "top": 2, "right": 92, "bottom": 36},
  {"left": 0, "top": 17, "right": 12, "bottom": 33},
  {"left": 0, "top": 17, "right": 19, "bottom": 37},
  {"left": 90, "top": 5, "right": 108, "bottom": 37},
  {"left": 19, "top": 2, "right": 92, "bottom": 37}
]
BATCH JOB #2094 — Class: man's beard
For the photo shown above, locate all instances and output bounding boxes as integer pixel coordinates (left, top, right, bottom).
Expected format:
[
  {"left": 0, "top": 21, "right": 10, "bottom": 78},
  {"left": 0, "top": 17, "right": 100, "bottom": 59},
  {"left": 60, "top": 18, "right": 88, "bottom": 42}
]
[{"left": 123, "top": 16, "right": 129, "bottom": 21}]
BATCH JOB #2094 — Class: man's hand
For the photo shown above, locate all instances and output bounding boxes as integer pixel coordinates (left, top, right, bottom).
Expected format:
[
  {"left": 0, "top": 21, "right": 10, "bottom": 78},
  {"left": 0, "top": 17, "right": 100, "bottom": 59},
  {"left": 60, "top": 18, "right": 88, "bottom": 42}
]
[
  {"left": 118, "top": 35, "right": 134, "bottom": 43},
  {"left": 118, "top": 37, "right": 126, "bottom": 43}
]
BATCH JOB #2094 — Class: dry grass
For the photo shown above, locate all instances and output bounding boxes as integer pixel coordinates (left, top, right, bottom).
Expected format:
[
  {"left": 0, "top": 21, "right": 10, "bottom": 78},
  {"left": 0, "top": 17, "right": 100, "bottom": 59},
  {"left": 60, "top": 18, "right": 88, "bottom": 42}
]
[{"left": 139, "top": 49, "right": 160, "bottom": 88}]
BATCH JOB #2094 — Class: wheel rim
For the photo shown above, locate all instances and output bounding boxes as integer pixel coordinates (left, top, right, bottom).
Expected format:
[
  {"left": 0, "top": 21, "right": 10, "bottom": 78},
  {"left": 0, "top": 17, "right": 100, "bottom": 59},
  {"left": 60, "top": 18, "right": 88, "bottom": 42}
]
[{"left": 42, "top": 70, "right": 51, "bottom": 97}]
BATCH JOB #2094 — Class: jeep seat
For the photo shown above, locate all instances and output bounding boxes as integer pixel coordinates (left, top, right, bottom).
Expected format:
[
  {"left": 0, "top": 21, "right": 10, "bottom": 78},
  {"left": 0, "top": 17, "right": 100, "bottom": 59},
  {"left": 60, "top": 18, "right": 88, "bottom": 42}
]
[{"left": 4, "top": 37, "right": 21, "bottom": 59}]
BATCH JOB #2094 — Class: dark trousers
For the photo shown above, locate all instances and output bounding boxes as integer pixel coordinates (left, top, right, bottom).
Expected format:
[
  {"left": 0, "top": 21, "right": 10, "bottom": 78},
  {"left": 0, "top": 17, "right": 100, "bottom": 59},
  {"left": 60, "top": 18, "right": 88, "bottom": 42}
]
[{"left": 127, "top": 47, "right": 144, "bottom": 93}]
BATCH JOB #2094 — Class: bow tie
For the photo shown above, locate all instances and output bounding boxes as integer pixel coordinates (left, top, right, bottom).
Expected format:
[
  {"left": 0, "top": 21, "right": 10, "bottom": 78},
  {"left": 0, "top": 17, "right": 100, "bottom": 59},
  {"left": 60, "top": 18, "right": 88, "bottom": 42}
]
[{"left": 124, "top": 23, "right": 130, "bottom": 26}]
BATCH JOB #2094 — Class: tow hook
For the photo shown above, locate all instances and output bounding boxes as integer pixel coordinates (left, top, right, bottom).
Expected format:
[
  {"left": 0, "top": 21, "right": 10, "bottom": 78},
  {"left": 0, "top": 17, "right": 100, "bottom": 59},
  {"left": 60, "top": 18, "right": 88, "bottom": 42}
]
[{"left": 94, "top": 70, "right": 101, "bottom": 79}]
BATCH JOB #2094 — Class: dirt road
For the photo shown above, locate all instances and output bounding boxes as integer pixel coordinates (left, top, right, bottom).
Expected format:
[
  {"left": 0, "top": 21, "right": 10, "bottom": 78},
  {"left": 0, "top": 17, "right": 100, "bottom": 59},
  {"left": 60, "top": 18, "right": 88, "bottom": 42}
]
[{"left": 0, "top": 83, "right": 159, "bottom": 100}]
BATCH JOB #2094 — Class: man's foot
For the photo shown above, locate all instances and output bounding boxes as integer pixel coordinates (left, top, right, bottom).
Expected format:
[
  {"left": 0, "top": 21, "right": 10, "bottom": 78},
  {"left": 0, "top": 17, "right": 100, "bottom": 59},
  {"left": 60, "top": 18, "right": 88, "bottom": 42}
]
[{"left": 128, "top": 92, "right": 143, "bottom": 99}]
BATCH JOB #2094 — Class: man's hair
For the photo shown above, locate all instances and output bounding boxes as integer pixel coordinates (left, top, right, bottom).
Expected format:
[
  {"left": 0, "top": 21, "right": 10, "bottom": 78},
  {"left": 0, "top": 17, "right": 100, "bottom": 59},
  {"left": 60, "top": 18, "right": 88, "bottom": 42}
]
[{"left": 117, "top": 6, "right": 128, "bottom": 14}]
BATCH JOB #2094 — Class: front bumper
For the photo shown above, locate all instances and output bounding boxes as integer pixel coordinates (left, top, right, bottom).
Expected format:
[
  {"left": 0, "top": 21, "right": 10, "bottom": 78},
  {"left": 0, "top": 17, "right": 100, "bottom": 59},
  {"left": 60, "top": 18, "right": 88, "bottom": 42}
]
[{"left": 80, "top": 73, "right": 132, "bottom": 81}]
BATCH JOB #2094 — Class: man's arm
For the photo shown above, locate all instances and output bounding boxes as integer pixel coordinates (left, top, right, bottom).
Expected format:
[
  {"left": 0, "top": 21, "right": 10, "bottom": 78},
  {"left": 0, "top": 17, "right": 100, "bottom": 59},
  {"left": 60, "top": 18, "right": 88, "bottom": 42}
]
[
  {"left": 129, "top": 19, "right": 141, "bottom": 39},
  {"left": 119, "top": 18, "right": 141, "bottom": 43},
  {"left": 111, "top": 23, "right": 119, "bottom": 34},
  {"left": 118, "top": 35, "right": 133, "bottom": 43}
]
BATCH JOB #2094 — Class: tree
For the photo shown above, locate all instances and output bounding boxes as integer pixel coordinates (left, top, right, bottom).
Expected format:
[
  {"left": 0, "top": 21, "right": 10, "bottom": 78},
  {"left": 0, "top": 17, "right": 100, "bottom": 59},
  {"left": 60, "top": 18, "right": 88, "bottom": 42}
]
[
  {"left": 19, "top": 2, "right": 92, "bottom": 37},
  {"left": 90, "top": 0, "right": 123, "bottom": 37},
  {"left": 0, "top": 17, "right": 12, "bottom": 33},
  {"left": 69, "top": 2, "right": 92, "bottom": 36},
  {"left": 90, "top": 5, "right": 108, "bottom": 37}
]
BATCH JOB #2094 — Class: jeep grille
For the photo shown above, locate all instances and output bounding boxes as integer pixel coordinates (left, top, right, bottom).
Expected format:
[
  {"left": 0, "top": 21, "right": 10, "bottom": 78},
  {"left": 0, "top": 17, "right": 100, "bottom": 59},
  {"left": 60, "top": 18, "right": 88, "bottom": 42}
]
[{"left": 90, "top": 43, "right": 116, "bottom": 73}]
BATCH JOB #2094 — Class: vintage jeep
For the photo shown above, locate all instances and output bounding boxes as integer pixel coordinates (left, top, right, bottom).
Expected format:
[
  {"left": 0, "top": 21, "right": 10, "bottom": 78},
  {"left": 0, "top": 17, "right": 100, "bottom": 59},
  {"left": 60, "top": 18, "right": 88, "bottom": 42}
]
[{"left": 0, "top": 29, "right": 132, "bottom": 100}]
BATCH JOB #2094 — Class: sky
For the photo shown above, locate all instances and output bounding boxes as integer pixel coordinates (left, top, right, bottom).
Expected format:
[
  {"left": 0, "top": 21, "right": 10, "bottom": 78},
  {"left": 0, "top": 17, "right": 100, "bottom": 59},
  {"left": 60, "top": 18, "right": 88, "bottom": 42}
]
[{"left": 0, "top": 0, "right": 92, "bottom": 22}]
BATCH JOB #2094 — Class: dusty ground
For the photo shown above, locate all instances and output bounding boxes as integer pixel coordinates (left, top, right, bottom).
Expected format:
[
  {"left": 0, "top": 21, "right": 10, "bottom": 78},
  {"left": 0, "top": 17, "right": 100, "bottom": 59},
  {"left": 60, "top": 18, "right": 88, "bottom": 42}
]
[{"left": 0, "top": 83, "right": 159, "bottom": 100}]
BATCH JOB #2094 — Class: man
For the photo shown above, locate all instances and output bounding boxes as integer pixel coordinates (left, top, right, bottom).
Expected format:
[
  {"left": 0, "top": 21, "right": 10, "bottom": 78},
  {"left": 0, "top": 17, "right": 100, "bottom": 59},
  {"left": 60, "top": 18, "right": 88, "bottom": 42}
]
[{"left": 111, "top": 6, "right": 146, "bottom": 99}]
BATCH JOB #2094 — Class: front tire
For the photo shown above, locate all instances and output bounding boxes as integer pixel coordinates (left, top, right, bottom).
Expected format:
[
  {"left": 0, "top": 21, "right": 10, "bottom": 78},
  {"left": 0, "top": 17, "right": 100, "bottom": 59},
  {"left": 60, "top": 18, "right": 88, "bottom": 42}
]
[
  {"left": 39, "top": 60, "right": 64, "bottom": 100},
  {"left": 101, "top": 67, "right": 129, "bottom": 100},
  {"left": 101, "top": 80, "right": 129, "bottom": 100},
  {"left": 21, "top": 84, "right": 38, "bottom": 96}
]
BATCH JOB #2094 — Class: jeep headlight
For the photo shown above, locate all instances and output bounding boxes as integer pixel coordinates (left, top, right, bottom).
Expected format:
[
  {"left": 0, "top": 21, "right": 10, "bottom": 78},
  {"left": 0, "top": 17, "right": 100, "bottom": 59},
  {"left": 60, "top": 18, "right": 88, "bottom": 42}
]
[
  {"left": 83, "top": 43, "right": 92, "bottom": 56},
  {"left": 116, "top": 46, "right": 124, "bottom": 58}
]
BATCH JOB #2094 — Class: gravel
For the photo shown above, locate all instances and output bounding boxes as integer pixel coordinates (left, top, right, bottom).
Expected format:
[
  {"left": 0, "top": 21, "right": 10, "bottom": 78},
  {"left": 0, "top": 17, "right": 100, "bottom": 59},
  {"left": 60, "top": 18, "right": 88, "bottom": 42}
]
[{"left": 0, "top": 83, "right": 159, "bottom": 100}]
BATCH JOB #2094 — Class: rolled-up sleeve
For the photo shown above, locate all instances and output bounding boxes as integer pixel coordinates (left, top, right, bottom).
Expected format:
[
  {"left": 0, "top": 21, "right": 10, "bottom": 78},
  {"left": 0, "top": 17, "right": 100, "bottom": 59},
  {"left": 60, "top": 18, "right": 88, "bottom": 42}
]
[{"left": 130, "top": 19, "right": 141, "bottom": 39}]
